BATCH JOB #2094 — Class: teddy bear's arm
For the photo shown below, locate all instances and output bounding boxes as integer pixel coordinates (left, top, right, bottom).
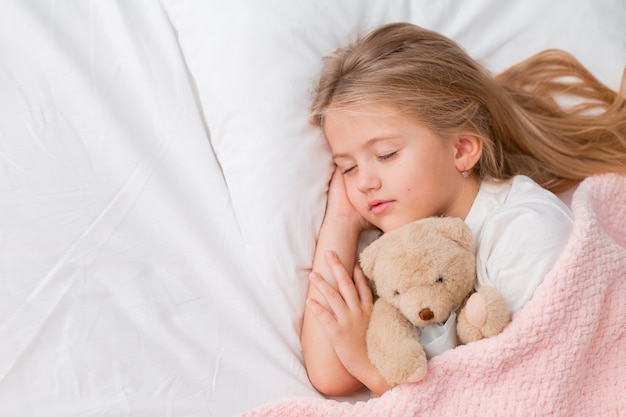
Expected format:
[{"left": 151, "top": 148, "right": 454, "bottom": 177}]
[
  {"left": 366, "top": 299, "right": 428, "bottom": 386},
  {"left": 457, "top": 286, "right": 511, "bottom": 344}
]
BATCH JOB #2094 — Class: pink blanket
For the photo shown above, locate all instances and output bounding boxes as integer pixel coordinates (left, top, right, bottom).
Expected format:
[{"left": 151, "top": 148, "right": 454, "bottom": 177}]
[{"left": 239, "top": 174, "right": 626, "bottom": 417}]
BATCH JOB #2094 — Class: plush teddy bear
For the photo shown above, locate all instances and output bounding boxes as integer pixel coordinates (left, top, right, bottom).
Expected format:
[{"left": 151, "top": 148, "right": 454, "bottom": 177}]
[{"left": 359, "top": 216, "right": 510, "bottom": 387}]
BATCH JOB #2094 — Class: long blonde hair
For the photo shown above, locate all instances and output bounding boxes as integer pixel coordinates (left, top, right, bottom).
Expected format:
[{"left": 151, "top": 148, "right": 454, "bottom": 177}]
[{"left": 310, "top": 23, "right": 626, "bottom": 194}]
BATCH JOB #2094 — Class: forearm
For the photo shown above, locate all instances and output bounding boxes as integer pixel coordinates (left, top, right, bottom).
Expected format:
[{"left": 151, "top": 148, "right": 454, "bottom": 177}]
[
  {"left": 311, "top": 217, "right": 361, "bottom": 289},
  {"left": 301, "top": 217, "right": 363, "bottom": 395},
  {"left": 303, "top": 301, "right": 392, "bottom": 396},
  {"left": 301, "top": 306, "right": 363, "bottom": 395}
]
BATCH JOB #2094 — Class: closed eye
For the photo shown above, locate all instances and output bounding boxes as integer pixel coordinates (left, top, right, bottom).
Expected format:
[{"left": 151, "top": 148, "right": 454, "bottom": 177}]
[
  {"left": 378, "top": 151, "right": 397, "bottom": 161},
  {"left": 342, "top": 165, "right": 356, "bottom": 174}
]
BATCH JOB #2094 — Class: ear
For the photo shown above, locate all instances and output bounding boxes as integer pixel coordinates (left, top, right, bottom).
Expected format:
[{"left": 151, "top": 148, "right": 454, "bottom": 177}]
[
  {"left": 435, "top": 217, "right": 474, "bottom": 252},
  {"left": 453, "top": 134, "right": 482, "bottom": 173}
]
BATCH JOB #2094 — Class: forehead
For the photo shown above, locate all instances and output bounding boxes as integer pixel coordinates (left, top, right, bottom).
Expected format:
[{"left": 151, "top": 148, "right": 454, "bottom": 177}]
[
  {"left": 322, "top": 105, "right": 429, "bottom": 156},
  {"left": 323, "top": 104, "right": 402, "bottom": 131},
  {"left": 324, "top": 105, "right": 405, "bottom": 143}
]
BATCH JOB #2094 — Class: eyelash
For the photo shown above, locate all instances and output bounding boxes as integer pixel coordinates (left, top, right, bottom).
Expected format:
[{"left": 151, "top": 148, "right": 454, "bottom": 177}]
[
  {"left": 378, "top": 151, "right": 397, "bottom": 161},
  {"left": 341, "top": 151, "right": 397, "bottom": 175}
]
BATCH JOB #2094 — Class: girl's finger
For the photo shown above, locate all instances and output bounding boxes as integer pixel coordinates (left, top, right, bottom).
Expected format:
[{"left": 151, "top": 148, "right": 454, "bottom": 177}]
[
  {"left": 309, "top": 272, "right": 350, "bottom": 317},
  {"left": 353, "top": 264, "right": 374, "bottom": 305},
  {"left": 324, "top": 251, "right": 360, "bottom": 310},
  {"left": 305, "top": 297, "right": 338, "bottom": 331}
]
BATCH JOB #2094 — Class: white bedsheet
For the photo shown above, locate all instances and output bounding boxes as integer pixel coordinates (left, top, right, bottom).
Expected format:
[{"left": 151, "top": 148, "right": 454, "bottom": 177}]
[{"left": 1, "top": 1, "right": 624, "bottom": 416}]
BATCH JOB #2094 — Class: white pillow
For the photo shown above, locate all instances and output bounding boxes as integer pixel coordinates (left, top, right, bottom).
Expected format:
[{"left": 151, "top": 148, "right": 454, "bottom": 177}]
[
  {"left": 162, "top": 0, "right": 625, "bottom": 407},
  {"left": 163, "top": 0, "right": 625, "bottom": 318}
]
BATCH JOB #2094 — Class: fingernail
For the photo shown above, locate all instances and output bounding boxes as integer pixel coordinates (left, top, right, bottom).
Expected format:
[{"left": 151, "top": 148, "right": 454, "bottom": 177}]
[{"left": 325, "top": 250, "right": 335, "bottom": 258}]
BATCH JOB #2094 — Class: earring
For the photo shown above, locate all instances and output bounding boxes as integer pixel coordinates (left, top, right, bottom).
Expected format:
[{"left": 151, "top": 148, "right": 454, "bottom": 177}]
[{"left": 462, "top": 170, "right": 470, "bottom": 178}]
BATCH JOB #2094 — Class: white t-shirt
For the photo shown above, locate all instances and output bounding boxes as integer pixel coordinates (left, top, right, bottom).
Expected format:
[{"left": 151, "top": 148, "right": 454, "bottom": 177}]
[
  {"left": 421, "top": 176, "right": 572, "bottom": 358},
  {"left": 464, "top": 175, "right": 573, "bottom": 313}
]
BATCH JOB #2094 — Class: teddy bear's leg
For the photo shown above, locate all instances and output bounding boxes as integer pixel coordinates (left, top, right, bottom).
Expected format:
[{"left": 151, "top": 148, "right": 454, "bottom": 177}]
[
  {"left": 457, "top": 286, "right": 511, "bottom": 344},
  {"left": 367, "top": 300, "right": 427, "bottom": 386}
]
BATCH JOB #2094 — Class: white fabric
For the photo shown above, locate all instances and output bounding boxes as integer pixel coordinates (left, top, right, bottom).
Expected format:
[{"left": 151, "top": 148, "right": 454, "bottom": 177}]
[
  {"left": 419, "top": 312, "right": 458, "bottom": 359},
  {"left": 0, "top": 1, "right": 624, "bottom": 416},
  {"left": 465, "top": 176, "right": 574, "bottom": 313}
]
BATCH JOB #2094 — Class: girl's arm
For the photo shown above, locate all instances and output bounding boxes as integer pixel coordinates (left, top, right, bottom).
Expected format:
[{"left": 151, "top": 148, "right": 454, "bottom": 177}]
[
  {"left": 301, "top": 169, "right": 392, "bottom": 396},
  {"left": 305, "top": 253, "right": 393, "bottom": 396},
  {"left": 301, "top": 215, "right": 363, "bottom": 395}
]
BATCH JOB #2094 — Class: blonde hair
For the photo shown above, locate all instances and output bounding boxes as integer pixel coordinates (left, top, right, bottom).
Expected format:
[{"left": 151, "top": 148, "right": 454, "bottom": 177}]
[{"left": 310, "top": 23, "right": 626, "bottom": 193}]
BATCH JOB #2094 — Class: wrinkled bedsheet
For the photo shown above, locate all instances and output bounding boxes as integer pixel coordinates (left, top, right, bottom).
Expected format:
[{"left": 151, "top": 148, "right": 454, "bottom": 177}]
[{"left": 1, "top": 1, "right": 624, "bottom": 416}]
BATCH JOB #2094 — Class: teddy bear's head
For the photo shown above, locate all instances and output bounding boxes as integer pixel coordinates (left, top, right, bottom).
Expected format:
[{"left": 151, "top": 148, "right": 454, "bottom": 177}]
[{"left": 359, "top": 217, "right": 476, "bottom": 327}]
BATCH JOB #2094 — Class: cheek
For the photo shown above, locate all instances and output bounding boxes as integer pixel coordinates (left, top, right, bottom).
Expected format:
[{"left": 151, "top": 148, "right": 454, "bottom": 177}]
[
  {"left": 392, "top": 165, "right": 418, "bottom": 193},
  {"left": 344, "top": 182, "right": 365, "bottom": 209},
  {"left": 396, "top": 177, "right": 418, "bottom": 201}
]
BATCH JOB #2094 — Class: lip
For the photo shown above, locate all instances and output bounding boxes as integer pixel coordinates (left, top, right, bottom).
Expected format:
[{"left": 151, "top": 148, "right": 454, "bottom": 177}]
[{"left": 368, "top": 199, "right": 394, "bottom": 215}]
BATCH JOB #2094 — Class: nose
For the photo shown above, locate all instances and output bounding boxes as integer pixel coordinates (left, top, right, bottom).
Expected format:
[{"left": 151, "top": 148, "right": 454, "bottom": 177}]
[
  {"left": 356, "top": 167, "right": 381, "bottom": 192},
  {"left": 419, "top": 308, "right": 434, "bottom": 321}
]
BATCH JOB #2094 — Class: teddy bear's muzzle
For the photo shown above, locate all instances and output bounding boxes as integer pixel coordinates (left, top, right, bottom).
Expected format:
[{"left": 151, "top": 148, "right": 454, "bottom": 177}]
[{"left": 419, "top": 308, "right": 435, "bottom": 321}]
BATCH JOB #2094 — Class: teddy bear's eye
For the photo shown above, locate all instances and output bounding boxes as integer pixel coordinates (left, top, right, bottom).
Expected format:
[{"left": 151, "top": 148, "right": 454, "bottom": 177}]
[
  {"left": 393, "top": 290, "right": 400, "bottom": 296},
  {"left": 436, "top": 276, "right": 444, "bottom": 284}
]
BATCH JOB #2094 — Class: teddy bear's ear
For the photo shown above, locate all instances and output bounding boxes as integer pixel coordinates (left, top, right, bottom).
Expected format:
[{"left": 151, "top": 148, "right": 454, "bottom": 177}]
[{"left": 435, "top": 217, "right": 474, "bottom": 251}]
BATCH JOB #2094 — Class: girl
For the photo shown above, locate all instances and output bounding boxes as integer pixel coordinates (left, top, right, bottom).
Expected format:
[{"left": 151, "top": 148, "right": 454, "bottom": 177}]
[{"left": 301, "top": 23, "right": 626, "bottom": 397}]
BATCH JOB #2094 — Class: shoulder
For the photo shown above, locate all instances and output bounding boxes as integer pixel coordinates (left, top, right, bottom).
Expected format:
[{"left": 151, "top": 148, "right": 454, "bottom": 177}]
[
  {"left": 476, "top": 175, "right": 572, "bottom": 232},
  {"left": 468, "top": 176, "right": 574, "bottom": 312},
  {"left": 476, "top": 175, "right": 573, "bottom": 251}
]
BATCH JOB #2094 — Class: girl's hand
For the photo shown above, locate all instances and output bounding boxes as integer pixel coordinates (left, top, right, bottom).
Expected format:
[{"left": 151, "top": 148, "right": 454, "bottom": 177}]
[
  {"left": 325, "top": 168, "right": 370, "bottom": 232},
  {"left": 306, "top": 250, "right": 374, "bottom": 380},
  {"left": 300, "top": 168, "right": 389, "bottom": 396}
]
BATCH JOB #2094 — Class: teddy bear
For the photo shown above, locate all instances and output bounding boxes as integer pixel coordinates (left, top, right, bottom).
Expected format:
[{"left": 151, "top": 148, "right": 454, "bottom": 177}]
[{"left": 359, "top": 216, "right": 511, "bottom": 387}]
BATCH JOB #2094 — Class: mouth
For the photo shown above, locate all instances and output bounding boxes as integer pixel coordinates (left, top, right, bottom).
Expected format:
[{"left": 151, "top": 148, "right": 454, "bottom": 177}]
[{"left": 368, "top": 199, "right": 394, "bottom": 215}]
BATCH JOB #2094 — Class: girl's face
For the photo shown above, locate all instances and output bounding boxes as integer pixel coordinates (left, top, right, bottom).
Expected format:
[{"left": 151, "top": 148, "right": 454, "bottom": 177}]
[{"left": 323, "top": 105, "right": 479, "bottom": 232}]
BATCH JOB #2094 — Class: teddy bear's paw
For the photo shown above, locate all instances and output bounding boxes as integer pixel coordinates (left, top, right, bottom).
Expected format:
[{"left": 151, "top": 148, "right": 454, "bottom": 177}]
[
  {"left": 474, "top": 286, "right": 511, "bottom": 338},
  {"left": 405, "top": 359, "right": 428, "bottom": 383},
  {"left": 374, "top": 343, "right": 427, "bottom": 386},
  {"left": 458, "top": 287, "right": 511, "bottom": 344},
  {"left": 457, "top": 310, "right": 485, "bottom": 344},
  {"left": 464, "top": 292, "right": 487, "bottom": 328}
]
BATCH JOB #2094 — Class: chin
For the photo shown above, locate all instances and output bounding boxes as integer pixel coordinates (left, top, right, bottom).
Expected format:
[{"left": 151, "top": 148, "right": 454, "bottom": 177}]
[
  {"left": 377, "top": 221, "right": 403, "bottom": 233},
  {"left": 378, "top": 216, "right": 424, "bottom": 233}
]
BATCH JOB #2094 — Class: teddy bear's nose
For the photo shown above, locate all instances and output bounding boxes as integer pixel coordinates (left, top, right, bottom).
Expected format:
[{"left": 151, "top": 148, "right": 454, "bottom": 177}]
[{"left": 419, "top": 308, "right": 434, "bottom": 321}]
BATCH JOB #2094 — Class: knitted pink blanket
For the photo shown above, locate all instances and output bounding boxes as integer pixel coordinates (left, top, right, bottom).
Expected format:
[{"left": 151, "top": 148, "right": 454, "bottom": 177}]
[{"left": 240, "top": 174, "right": 626, "bottom": 417}]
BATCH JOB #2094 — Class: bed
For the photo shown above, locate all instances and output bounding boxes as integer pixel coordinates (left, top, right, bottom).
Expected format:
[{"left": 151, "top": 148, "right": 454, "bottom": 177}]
[{"left": 1, "top": 1, "right": 624, "bottom": 416}]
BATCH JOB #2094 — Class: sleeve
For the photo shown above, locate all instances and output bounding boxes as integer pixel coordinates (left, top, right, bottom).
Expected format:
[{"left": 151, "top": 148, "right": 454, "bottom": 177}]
[{"left": 475, "top": 200, "right": 573, "bottom": 313}]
